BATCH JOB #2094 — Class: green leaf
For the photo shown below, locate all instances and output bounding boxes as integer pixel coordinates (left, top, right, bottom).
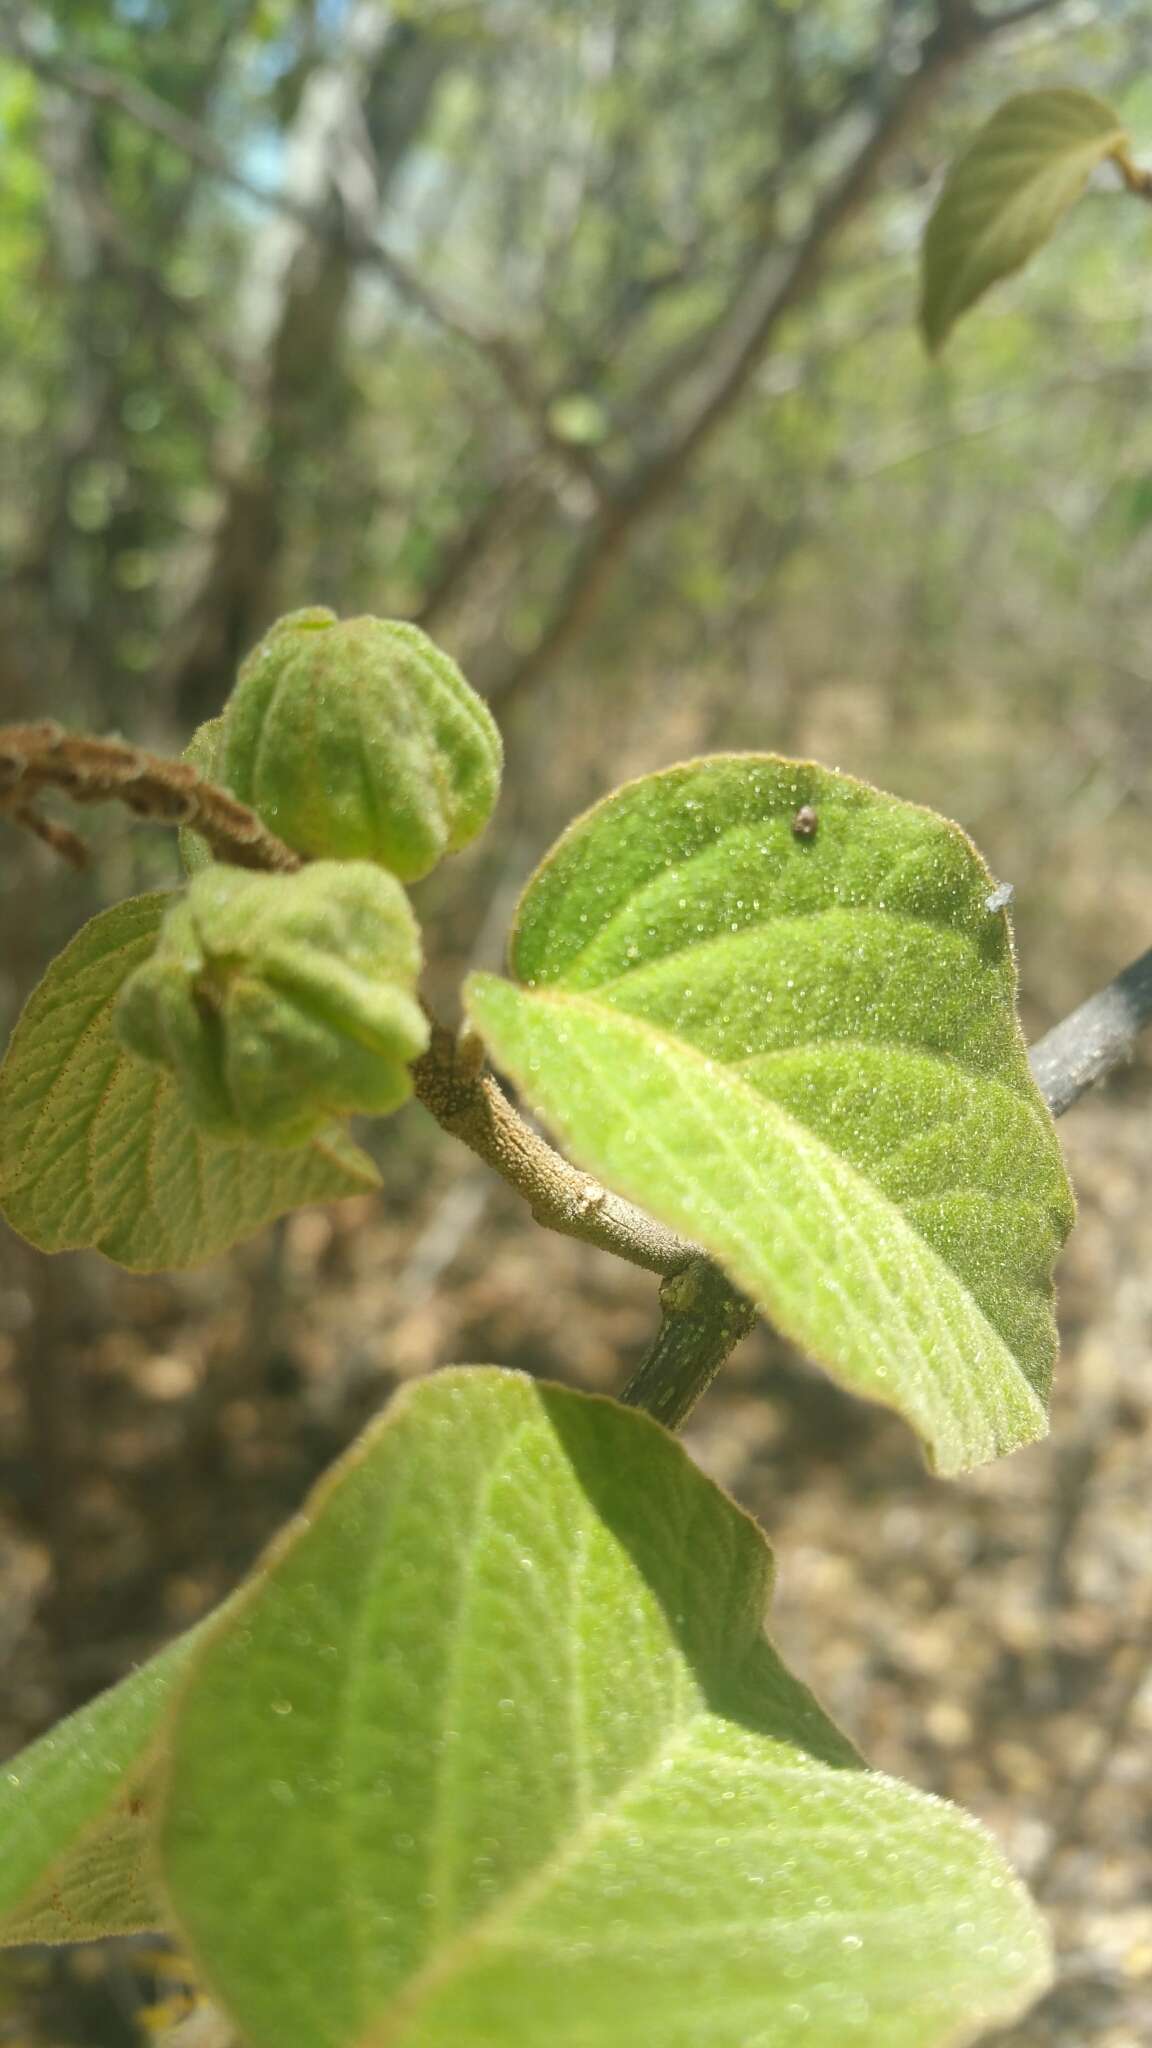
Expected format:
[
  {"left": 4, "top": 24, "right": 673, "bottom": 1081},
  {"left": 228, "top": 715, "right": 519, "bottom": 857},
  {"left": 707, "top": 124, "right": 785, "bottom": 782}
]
[
  {"left": 159, "top": 1369, "right": 1049, "bottom": 2048},
  {"left": 0, "top": 895, "right": 380, "bottom": 1270},
  {"left": 466, "top": 757, "right": 1074, "bottom": 1474},
  {"left": 0, "top": 1626, "right": 203, "bottom": 1946},
  {"left": 921, "top": 89, "right": 1127, "bottom": 352}
]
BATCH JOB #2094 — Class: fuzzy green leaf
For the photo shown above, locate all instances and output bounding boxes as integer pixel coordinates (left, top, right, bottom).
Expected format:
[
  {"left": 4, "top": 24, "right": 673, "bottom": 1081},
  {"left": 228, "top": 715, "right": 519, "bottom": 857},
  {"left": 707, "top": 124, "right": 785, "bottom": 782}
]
[
  {"left": 0, "top": 1627, "right": 203, "bottom": 1946},
  {"left": 159, "top": 1369, "right": 1049, "bottom": 2048},
  {"left": 0, "top": 895, "right": 380, "bottom": 1270},
  {"left": 921, "top": 88, "right": 1127, "bottom": 351},
  {"left": 466, "top": 757, "right": 1074, "bottom": 1474}
]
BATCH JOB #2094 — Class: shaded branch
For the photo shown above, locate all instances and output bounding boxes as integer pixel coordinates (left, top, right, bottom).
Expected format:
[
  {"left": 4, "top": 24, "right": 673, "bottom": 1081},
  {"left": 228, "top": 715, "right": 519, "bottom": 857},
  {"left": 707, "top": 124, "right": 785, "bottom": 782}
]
[
  {"left": 1028, "top": 947, "right": 1152, "bottom": 1116},
  {"left": 978, "top": 0, "right": 1076, "bottom": 25},
  {"left": 618, "top": 1263, "right": 758, "bottom": 1428}
]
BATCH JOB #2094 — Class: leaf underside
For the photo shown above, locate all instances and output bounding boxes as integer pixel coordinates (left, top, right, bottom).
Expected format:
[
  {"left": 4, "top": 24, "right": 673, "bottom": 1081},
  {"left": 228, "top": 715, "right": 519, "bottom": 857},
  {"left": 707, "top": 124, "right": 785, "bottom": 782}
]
[
  {"left": 0, "top": 894, "right": 379, "bottom": 1269},
  {"left": 466, "top": 755, "right": 1074, "bottom": 1474},
  {"left": 154, "top": 1369, "right": 1049, "bottom": 2048},
  {"left": 920, "top": 88, "right": 1127, "bottom": 351}
]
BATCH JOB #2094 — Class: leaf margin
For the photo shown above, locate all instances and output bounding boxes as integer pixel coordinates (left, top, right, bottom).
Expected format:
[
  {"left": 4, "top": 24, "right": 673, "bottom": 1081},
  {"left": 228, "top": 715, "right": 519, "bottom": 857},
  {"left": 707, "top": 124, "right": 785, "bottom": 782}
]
[
  {"left": 920, "top": 86, "right": 1129, "bottom": 353},
  {"left": 464, "top": 751, "right": 1074, "bottom": 1473},
  {"left": 148, "top": 1365, "right": 1053, "bottom": 2048}
]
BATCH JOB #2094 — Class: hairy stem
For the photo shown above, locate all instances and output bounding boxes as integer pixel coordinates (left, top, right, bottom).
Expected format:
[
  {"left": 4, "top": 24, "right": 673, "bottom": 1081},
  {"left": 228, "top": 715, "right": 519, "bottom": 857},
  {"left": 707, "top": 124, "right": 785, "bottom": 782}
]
[
  {"left": 411, "top": 1020, "right": 699, "bottom": 1278},
  {"left": 0, "top": 723, "right": 301, "bottom": 873}
]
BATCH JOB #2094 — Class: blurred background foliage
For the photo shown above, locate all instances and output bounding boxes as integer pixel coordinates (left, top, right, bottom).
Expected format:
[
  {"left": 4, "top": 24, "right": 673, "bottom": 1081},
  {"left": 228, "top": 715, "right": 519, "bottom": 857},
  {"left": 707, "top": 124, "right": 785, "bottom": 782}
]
[{"left": 3, "top": 2, "right": 1152, "bottom": 2044}]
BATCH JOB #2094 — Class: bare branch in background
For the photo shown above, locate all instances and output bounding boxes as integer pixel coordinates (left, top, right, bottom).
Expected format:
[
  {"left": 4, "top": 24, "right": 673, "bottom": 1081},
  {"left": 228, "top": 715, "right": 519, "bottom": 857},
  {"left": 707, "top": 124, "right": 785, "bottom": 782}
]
[
  {"left": 981, "top": 0, "right": 1079, "bottom": 26},
  {"left": 0, "top": 25, "right": 463, "bottom": 343},
  {"left": 0, "top": 14, "right": 584, "bottom": 510},
  {"left": 1, "top": 0, "right": 1083, "bottom": 730},
  {"left": 476, "top": 0, "right": 1080, "bottom": 710},
  {"left": 157, "top": 4, "right": 460, "bottom": 723}
]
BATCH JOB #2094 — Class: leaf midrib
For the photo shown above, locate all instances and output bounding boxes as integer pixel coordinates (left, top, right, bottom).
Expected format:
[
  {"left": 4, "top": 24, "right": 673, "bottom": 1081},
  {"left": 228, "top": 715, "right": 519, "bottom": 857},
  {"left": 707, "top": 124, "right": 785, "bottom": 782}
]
[{"left": 363, "top": 1715, "right": 709, "bottom": 2046}]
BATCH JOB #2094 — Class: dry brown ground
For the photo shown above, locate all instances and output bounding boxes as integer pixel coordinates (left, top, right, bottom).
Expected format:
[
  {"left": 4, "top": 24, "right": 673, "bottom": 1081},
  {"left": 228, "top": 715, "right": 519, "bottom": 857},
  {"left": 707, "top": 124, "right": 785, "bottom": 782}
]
[{"left": 1, "top": 1069, "right": 1150, "bottom": 2047}]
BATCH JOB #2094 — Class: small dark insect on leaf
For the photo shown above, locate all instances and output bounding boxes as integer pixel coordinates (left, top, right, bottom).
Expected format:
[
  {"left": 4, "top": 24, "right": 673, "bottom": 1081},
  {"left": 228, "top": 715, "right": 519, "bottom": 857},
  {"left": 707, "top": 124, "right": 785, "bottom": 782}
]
[{"left": 791, "top": 804, "right": 819, "bottom": 839}]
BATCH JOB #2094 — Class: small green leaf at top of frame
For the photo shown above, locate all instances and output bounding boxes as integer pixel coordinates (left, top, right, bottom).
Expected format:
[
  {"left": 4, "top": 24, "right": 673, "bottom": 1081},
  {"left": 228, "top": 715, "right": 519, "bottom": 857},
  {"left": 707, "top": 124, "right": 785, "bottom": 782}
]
[
  {"left": 157, "top": 1367, "right": 1050, "bottom": 2048},
  {"left": 0, "top": 894, "right": 379, "bottom": 1269},
  {"left": 466, "top": 755, "right": 1075, "bottom": 1475},
  {"left": 920, "top": 88, "right": 1128, "bottom": 352}
]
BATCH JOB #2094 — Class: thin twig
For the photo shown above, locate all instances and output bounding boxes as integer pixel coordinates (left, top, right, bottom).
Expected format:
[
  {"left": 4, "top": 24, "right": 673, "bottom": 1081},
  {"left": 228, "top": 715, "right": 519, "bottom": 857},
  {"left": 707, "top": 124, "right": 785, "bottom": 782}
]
[
  {"left": 0, "top": 723, "right": 301, "bottom": 873},
  {"left": 1028, "top": 947, "right": 1152, "bottom": 1115},
  {"left": 411, "top": 1020, "right": 700, "bottom": 1278}
]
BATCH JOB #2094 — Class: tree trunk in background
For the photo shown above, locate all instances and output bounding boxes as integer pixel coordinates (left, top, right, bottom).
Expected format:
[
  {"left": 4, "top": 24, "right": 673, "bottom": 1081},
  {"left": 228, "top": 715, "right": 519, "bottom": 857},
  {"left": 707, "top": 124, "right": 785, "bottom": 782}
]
[{"left": 166, "top": 9, "right": 457, "bottom": 728}]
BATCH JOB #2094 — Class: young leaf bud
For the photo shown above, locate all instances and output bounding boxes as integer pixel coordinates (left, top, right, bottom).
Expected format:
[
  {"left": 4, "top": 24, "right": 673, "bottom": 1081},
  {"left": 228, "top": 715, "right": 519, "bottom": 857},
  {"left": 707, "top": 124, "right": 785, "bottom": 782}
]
[
  {"left": 116, "top": 861, "right": 430, "bottom": 1146},
  {"left": 179, "top": 714, "right": 226, "bottom": 877},
  {"left": 221, "top": 610, "right": 503, "bottom": 881}
]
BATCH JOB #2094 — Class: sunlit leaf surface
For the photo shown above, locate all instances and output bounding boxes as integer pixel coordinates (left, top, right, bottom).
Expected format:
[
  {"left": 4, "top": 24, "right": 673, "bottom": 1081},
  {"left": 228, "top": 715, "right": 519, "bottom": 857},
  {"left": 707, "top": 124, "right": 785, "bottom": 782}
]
[
  {"left": 159, "top": 1369, "right": 1049, "bottom": 2047},
  {"left": 467, "top": 757, "right": 1074, "bottom": 1472}
]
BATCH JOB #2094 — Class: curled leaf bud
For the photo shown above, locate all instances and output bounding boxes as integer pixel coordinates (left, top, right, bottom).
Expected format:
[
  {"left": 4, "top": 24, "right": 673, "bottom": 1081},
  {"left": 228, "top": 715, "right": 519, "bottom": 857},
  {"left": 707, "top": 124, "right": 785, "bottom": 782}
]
[
  {"left": 222, "top": 610, "right": 503, "bottom": 881},
  {"left": 116, "top": 862, "right": 429, "bottom": 1146}
]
